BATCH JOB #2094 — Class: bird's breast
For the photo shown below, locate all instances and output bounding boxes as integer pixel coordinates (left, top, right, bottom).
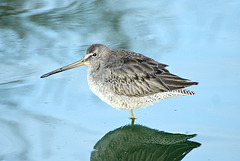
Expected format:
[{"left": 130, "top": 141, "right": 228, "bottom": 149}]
[{"left": 87, "top": 67, "right": 113, "bottom": 102}]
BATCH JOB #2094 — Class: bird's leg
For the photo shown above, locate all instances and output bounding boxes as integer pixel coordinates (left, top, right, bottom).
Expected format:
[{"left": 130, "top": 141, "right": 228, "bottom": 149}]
[
  {"left": 130, "top": 109, "right": 136, "bottom": 125},
  {"left": 130, "top": 109, "right": 135, "bottom": 119}
]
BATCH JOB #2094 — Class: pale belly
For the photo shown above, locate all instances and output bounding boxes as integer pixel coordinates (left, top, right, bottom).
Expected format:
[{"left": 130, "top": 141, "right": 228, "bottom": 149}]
[{"left": 88, "top": 77, "right": 188, "bottom": 110}]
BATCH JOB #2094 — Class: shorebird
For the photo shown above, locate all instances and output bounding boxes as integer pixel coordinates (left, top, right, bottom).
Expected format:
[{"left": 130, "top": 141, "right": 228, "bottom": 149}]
[{"left": 41, "top": 44, "right": 198, "bottom": 120}]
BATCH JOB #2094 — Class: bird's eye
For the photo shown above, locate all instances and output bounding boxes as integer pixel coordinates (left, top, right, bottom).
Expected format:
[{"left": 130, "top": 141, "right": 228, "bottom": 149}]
[{"left": 92, "top": 53, "right": 97, "bottom": 56}]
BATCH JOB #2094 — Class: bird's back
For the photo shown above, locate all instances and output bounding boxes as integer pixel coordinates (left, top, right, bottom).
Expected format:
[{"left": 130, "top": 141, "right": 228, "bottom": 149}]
[{"left": 103, "top": 49, "right": 198, "bottom": 98}]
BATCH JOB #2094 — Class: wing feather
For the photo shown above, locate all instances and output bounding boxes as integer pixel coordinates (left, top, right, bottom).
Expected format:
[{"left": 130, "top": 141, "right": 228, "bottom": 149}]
[{"left": 104, "top": 49, "right": 198, "bottom": 97}]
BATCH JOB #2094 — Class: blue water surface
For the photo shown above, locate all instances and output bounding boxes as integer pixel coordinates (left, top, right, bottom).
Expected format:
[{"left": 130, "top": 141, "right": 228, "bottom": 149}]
[{"left": 0, "top": 0, "right": 239, "bottom": 160}]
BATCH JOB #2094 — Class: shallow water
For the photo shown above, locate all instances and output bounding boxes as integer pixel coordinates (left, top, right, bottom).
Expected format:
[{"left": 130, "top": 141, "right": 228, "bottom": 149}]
[{"left": 0, "top": 0, "right": 239, "bottom": 160}]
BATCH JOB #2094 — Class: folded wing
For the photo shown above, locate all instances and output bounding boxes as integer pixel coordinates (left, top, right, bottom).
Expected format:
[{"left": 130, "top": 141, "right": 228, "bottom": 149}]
[{"left": 104, "top": 49, "right": 198, "bottom": 97}]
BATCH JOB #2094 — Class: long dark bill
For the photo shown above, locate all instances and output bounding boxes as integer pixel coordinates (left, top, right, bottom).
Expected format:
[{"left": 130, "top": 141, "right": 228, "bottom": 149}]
[{"left": 40, "top": 58, "right": 85, "bottom": 78}]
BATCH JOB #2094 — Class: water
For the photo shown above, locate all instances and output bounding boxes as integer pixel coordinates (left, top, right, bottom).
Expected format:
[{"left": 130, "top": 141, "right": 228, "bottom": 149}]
[{"left": 0, "top": 0, "right": 239, "bottom": 160}]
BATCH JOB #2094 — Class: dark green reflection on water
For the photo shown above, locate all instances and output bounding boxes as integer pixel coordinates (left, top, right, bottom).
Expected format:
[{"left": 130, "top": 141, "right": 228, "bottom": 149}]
[{"left": 91, "top": 124, "right": 200, "bottom": 161}]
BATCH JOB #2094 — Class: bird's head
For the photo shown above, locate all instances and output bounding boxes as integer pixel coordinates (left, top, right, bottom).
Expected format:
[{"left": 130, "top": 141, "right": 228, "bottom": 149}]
[{"left": 40, "top": 44, "right": 111, "bottom": 78}]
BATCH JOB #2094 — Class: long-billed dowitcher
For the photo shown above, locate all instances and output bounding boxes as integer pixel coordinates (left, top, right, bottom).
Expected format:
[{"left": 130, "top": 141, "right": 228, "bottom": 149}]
[{"left": 41, "top": 44, "right": 198, "bottom": 120}]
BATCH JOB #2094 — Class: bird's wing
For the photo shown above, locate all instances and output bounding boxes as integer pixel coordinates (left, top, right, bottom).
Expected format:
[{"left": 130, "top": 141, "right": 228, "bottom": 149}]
[{"left": 104, "top": 49, "right": 198, "bottom": 97}]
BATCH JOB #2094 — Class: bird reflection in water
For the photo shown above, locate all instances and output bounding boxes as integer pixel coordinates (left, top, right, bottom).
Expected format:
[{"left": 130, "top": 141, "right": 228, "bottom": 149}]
[{"left": 91, "top": 124, "right": 200, "bottom": 161}]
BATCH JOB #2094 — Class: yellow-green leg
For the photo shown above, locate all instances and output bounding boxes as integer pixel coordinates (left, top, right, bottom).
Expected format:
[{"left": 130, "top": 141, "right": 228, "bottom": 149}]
[
  {"left": 130, "top": 109, "right": 136, "bottom": 125},
  {"left": 130, "top": 109, "right": 135, "bottom": 119}
]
